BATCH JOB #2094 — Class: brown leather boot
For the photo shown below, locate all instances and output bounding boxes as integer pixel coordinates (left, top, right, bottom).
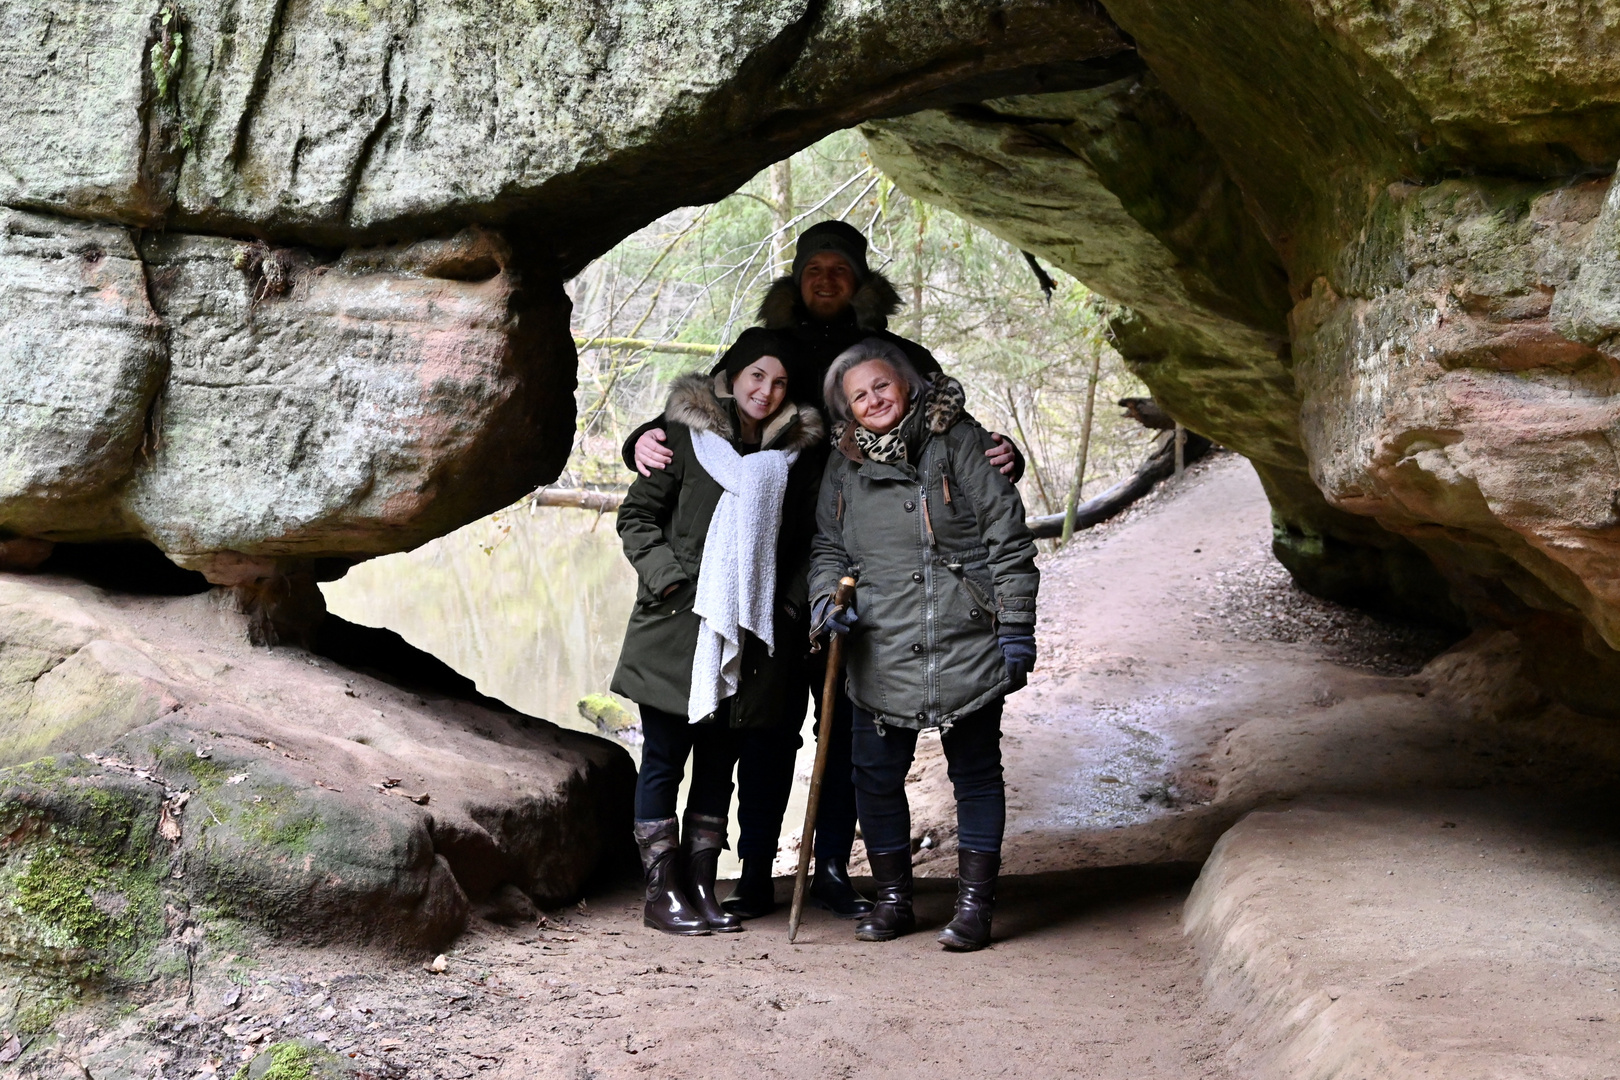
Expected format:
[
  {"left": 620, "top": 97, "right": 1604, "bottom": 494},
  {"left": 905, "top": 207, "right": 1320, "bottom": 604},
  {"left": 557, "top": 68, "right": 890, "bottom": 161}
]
[
  {"left": 853, "top": 848, "right": 915, "bottom": 942},
  {"left": 681, "top": 812, "right": 742, "bottom": 933},
  {"left": 633, "top": 818, "right": 709, "bottom": 936},
  {"left": 938, "top": 848, "right": 998, "bottom": 951}
]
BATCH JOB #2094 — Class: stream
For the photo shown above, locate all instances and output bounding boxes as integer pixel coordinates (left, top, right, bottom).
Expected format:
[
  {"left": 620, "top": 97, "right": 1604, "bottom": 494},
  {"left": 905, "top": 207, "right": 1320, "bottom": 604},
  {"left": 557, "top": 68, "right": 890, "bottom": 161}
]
[{"left": 322, "top": 503, "right": 814, "bottom": 875}]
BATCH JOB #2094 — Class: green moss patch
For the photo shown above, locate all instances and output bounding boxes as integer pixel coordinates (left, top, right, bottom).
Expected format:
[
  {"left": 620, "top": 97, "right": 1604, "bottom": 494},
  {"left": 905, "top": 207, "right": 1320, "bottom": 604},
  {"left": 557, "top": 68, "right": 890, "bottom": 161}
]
[{"left": 231, "top": 1039, "right": 347, "bottom": 1080}]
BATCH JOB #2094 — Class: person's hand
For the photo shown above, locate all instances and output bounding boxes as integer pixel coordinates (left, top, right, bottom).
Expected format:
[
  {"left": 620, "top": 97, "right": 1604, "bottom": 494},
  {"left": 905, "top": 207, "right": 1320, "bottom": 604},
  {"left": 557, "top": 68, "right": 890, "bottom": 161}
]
[
  {"left": 812, "top": 593, "right": 860, "bottom": 636},
  {"left": 635, "top": 428, "right": 674, "bottom": 477},
  {"left": 986, "top": 432, "right": 1017, "bottom": 477},
  {"left": 999, "top": 629, "right": 1036, "bottom": 691}
]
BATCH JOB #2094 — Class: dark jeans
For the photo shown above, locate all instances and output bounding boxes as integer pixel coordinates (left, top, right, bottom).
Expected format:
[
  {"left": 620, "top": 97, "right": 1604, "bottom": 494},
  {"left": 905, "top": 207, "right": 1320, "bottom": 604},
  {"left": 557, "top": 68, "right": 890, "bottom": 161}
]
[
  {"left": 634, "top": 704, "right": 740, "bottom": 823},
  {"left": 733, "top": 666, "right": 859, "bottom": 863},
  {"left": 851, "top": 700, "right": 1006, "bottom": 854}
]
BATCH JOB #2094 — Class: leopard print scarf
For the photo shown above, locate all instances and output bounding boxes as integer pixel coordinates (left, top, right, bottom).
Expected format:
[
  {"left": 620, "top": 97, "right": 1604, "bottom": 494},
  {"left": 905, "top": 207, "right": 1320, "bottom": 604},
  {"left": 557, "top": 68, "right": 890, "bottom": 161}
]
[{"left": 852, "top": 421, "right": 910, "bottom": 464}]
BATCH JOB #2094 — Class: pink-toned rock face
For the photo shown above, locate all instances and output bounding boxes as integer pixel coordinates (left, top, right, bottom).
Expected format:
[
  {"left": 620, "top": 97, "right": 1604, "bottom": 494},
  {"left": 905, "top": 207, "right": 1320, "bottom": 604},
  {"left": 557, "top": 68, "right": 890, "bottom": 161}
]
[
  {"left": 0, "top": 216, "right": 575, "bottom": 569},
  {"left": 129, "top": 227, "right": 574, "bottom": 561},
  {"left": 1293, "top": 176, "right": 1620, "bottom": 646}
]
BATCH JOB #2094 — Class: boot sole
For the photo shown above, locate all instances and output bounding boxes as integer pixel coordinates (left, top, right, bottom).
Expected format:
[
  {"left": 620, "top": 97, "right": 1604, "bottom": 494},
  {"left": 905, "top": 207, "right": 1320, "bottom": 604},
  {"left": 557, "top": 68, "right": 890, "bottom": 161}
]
[
  {"left": 937, "top": 929, "right": 990, "bottom": 951},
  {"left": 709, "top": 922, "right": 745, "bottom": 933},
  {"left": 854, "top": 922, "right": 915, "bottom": 942},
  {"left": 644, "top": 917, "right": 711, "bottom": 936}
]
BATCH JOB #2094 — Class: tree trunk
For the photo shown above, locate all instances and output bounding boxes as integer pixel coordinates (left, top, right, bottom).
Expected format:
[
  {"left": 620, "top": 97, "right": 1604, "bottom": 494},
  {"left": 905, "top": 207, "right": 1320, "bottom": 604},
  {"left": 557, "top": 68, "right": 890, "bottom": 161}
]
[
  {"left": 770, "top": 160, "right": 794, "bottom": 276},
  {"left": 1059, "top": 350, "right": 1104, "bottom": 544}
]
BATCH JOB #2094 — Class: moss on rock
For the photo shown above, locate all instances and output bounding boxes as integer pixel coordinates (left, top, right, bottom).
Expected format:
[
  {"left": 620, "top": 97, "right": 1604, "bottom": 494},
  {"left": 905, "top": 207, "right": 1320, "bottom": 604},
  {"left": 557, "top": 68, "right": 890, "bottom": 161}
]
[{"left": 0, "top": 756, "right": 170, "bottom": 1028}]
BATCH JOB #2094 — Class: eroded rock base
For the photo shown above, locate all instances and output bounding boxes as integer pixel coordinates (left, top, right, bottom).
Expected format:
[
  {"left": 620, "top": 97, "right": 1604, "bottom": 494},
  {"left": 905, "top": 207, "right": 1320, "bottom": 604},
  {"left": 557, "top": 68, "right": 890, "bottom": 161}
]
[
  {"left": 1187, "top": 795, "right": 1620, "bottom": 1080},
  {"left": 0, "top": 571, "right": 634, "bottom": 1035}
]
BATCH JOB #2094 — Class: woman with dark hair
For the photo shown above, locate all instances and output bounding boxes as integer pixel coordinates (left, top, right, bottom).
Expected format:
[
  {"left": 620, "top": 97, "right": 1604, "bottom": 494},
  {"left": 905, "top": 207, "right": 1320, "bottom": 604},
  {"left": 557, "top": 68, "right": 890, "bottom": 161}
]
[
  {"left": 810, "top": 338, "right": 1039, "bottom": 951},
  {"left": 611, "top": 328, "right": 825, "bottom": 935}
]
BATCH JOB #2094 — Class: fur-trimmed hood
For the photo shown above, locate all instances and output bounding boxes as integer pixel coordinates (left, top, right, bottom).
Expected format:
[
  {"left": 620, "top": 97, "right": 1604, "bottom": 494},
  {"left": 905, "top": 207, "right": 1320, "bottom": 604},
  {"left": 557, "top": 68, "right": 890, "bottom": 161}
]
[
  {"left": 757, "top": 271, "right": 904, "bottom": 332},
  {"left": 665, "top": 372, "right": 826, "bottom": 453}
]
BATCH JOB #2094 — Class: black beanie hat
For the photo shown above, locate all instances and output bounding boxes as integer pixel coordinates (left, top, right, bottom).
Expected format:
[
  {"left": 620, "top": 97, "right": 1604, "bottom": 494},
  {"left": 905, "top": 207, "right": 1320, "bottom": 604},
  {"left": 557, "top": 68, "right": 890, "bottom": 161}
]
[
  {"left": 790, "top": 220, "right": 870, "bottom": 284},
  {"left": 713, "top": 327, "right": 801, "bottom": 387}
]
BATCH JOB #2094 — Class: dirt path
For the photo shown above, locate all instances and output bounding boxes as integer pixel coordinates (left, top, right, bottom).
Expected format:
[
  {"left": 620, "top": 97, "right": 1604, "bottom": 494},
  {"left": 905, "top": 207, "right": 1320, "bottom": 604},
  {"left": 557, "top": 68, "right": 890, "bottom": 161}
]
[{"left": 44, "top": 453, "right": 1472, "bottom": 1080}]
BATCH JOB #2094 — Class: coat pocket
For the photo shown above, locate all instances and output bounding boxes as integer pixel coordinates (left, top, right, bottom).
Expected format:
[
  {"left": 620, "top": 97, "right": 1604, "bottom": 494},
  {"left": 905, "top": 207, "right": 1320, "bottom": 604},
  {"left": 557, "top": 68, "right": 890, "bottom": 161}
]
[{"left": 636, "top": 578, "right": 697, "bottom": 616}]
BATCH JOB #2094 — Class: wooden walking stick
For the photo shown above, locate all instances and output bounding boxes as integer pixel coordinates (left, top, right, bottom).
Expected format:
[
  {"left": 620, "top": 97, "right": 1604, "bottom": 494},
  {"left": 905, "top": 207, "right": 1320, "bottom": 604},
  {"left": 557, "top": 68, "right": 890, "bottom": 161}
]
[{"left": 788, "top": 575, "right": 857, "bottom": 943}]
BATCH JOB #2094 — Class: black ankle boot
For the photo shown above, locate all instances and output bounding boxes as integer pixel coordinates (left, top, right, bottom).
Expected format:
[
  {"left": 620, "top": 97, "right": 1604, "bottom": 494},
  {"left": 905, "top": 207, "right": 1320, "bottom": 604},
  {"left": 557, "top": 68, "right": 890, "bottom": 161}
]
[
  {"left": 722, "top": 858, "right": 777, "bottom": 919},
  {"left": 938, "top": 848, "right": 999, "bottom": 951},
  {"left": 681, "top": 813, "right": 742, "bottom": 933},
  {"left": 810, "top": 855, "right": 874, "bottom": 918},
  {"left": 633, "top": 818, "right": 709, "bottom": 936},
  {"left": 854, "top": 849, "right": 915, "bottom": 942}
]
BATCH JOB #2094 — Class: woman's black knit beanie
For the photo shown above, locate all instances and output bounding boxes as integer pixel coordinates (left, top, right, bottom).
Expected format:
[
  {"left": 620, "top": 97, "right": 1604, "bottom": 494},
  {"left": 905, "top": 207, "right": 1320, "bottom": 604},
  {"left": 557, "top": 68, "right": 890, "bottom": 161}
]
[{"left": 713, "top": 327, "right": 802, "bottom": 387}]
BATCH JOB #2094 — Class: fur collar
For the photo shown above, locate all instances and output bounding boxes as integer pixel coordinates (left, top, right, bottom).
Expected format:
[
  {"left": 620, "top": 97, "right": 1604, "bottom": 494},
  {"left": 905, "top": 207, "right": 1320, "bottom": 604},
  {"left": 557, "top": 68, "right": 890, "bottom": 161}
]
[
  {"left": 665, "top": 372, "right": 825, "bottom": 453},
  {"left": 757, "top": 271, "right": 904, "bottom": 332}
]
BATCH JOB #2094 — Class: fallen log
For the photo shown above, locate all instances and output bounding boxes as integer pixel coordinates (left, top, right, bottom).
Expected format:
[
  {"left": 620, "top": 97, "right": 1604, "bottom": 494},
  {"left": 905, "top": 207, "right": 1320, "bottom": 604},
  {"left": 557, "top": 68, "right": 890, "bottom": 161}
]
[
  {"left": 1026, "top": 429, "right": 1213, "bottom": 540},
  {"left": 530, "top": 487, "right": 628, "bottom": 512},
  {"left": 531, "top": 426, "right": 1212, "bottom": 536}
]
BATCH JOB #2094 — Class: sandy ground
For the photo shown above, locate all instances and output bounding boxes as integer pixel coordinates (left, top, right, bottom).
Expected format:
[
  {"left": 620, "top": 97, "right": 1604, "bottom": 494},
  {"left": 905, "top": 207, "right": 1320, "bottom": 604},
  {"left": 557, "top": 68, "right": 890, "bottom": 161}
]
[{"left": 70, "top": 866, "right": 1227, "bottom": 1080}]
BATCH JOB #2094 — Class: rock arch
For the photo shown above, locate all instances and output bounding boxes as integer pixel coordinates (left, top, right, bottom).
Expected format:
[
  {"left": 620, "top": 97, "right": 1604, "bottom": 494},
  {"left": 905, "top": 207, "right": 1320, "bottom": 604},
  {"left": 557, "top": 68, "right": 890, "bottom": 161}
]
[{"left": 5, "top": 0, "right": 1620, "bottom": 705}]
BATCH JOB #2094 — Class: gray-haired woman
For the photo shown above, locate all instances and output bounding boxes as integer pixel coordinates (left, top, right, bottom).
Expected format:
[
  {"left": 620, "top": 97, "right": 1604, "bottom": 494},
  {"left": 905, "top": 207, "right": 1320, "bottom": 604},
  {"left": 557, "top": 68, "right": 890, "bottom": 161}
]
[{"left": 810, "top": 338, "right": 1039, "bottom": 951}]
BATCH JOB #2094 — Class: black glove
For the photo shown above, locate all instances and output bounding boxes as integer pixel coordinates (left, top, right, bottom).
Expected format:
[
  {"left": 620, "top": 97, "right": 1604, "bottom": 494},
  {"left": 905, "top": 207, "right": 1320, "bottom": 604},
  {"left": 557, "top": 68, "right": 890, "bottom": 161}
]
[{"left": 999, "top": 630, "right": 1036, "bottom": 691}]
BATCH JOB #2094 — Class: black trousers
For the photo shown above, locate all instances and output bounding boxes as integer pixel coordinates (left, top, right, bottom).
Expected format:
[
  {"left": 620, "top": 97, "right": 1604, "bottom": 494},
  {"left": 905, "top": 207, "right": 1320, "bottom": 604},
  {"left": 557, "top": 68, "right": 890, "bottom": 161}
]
[
  {"left": 732, "top": 663, "right": 859, "bottom": 863},
  {"left": 633, "top": 704, "right": 739, "bottom": 822},
  {"left": 851, "top": 700, "right": 1006, "bottom": 855}
]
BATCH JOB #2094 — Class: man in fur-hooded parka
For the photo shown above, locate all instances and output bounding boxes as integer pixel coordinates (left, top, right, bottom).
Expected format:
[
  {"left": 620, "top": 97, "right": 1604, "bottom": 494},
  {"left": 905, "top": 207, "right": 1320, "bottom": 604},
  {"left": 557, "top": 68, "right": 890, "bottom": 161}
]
[
  {"left": 620, "top": 221, "right": 1022, "bottom": 477},
  {"left": 611, "top": 368, "right": 826, "bottom": 729}
]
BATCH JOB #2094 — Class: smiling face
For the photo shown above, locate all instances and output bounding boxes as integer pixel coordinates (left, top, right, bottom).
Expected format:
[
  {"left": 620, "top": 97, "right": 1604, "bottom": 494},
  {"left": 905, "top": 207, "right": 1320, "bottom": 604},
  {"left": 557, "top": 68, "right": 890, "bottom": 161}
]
[
  {"left": 842, "top": 358, "right": 909, "bottom": 436},
  {"left": 732, "top": 355, "right": 790, "bottom": 426},
  {"left": 799, "top": 251, "right": 858, "bottom": 320}
]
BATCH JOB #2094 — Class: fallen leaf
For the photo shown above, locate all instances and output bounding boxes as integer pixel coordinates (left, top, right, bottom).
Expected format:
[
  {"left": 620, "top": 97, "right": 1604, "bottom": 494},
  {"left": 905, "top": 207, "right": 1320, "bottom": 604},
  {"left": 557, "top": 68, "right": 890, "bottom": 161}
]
[
  {"left": 196, "top": 747, "right": 213, "bottom": 760},
  {"left": 226, "top": 774, "right": 248, "bottom": 785},
  {"left": 0, "top": 1035, "right": 21, "bottom": 1063}
]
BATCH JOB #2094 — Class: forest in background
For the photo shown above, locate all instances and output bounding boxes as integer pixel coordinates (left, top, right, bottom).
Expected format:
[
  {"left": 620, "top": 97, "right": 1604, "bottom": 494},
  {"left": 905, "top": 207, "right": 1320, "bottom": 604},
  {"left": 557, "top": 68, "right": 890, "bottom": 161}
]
[{"left": 559, "top": 130, "right": 1156, "bottom": 523}]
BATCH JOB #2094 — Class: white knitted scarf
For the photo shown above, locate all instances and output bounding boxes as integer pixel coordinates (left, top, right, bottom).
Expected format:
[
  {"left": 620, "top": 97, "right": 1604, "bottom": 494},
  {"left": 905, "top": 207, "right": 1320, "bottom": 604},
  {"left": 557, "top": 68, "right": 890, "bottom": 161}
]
[{"left": 686, "top": 427, "right": 799, "bottom": 724}]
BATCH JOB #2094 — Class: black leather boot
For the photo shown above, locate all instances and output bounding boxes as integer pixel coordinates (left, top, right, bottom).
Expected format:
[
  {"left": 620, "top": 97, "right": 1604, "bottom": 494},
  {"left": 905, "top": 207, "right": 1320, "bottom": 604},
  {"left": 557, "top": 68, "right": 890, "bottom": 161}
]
[
  {"left": 681, "top": 813, "right": 742, "bottom": 933},
  {"left": 854, "top": 849, "right": 915, "bottom": 942},
  {"left": 633, "top": 818, "right": 709, "bottom": 936},
  {"left": 938, "top": 848, "right": 999, "bottom": 951},
  {"left": 722, "top": 857, "right": 777, "bottom": 919},
  {"left": 809, "top": 855, "right": 875, "bottom": 918}
]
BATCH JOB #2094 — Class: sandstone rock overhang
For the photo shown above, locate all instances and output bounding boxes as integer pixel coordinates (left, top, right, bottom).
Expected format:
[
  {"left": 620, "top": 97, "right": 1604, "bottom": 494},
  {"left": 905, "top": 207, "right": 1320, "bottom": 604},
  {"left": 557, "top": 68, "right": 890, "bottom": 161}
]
[
  {"left": 7, "top": 0, "right": 1620, "bottom": 707},
  {"left": 0, "top": 0, "right": 1134, "bottom": 585}
]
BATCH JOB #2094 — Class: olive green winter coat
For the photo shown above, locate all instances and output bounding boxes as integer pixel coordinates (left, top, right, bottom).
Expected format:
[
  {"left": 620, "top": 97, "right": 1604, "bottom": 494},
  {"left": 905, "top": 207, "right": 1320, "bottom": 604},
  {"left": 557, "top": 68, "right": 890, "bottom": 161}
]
[
  {"left": 611, "top": 373, "right": 826, "bottom": 728},
  {"left": 809, "top": 377, "right": 1038, "bottom": 731}
]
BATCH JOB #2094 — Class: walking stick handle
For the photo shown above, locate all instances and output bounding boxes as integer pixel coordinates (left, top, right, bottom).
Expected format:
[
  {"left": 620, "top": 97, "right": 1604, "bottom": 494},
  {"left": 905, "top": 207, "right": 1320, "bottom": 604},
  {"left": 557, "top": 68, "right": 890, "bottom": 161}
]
[{"left": 789, "top": 576, "right": 857, "bottom": 943}]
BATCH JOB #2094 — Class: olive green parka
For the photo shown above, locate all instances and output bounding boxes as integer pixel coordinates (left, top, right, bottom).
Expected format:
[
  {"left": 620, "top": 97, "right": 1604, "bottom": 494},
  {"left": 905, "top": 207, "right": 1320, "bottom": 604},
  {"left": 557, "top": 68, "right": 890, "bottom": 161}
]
[
  {"left": 611, "top": 372, "right": 826, "bottom": 728},
  {"left": 809, "top": 377, "right": 1038, "bottom": 731}
]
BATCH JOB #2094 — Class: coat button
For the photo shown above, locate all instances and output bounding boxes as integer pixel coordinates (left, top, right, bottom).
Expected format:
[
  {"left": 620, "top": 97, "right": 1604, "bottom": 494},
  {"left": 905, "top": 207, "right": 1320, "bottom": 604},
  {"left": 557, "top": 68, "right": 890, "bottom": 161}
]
[
  {"left": 912, "top": 571, "right": 923, "bottom": 583},
  {"left": 916, "top": 711, "right": 927, "bottom": 723},
  {"left": 911, "top": 643, "right": 924, "bottom": 653},
  {"left": 904, "top": 500, "right": 915, "bottom": 512},
  {"left": 970, "top": 608, "right": 981, "bottom": 619}
]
